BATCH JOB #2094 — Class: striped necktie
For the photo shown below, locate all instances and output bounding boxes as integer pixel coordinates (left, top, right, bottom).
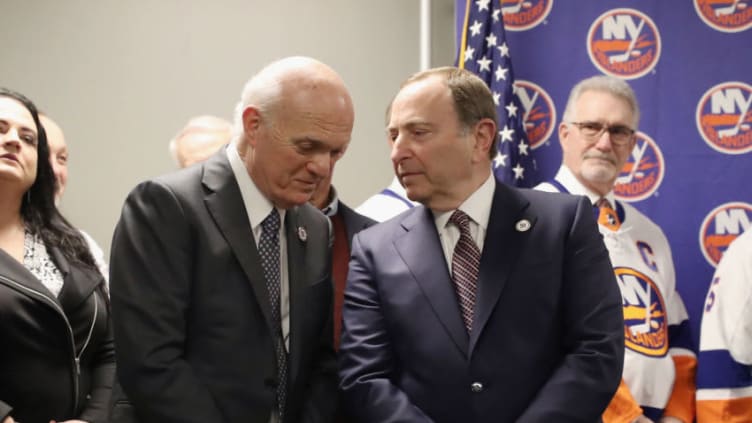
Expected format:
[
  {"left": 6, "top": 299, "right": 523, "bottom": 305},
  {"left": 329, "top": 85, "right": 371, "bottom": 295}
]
[{"left": 449, "top": 210, "right": 481, "bottom": 333}]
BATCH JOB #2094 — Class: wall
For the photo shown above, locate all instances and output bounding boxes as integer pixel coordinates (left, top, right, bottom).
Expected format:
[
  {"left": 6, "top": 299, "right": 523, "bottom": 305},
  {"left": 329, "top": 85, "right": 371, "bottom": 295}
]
[{"left": 1, "top": 0, "right": 456, "bottom": 254}]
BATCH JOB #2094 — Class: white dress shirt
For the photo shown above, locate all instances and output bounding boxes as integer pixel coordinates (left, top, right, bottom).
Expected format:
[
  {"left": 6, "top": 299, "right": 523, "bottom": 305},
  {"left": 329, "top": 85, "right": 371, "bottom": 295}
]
[
  {"left": 227, "top": 145, "right": 290, "bottom": 352},
  {"left": 433, "top": 173, "right": 495, "bottom": 273}
]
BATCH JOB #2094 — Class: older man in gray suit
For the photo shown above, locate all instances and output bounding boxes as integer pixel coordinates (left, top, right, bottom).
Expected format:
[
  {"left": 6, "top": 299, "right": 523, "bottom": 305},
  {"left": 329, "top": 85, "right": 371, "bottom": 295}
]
[{"left": 109, "top": 56, "right": 354, "bottom": 423}]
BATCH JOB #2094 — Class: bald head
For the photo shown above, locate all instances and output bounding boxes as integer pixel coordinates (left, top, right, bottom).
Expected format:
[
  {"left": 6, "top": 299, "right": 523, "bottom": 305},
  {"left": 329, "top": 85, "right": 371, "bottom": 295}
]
[
  {"left": 40, "top": 114, "right": 68, "bottom": 204},
  {"left": 233, "top": 56, "right": 354, "bottom": 140},
  {"left": 170, "top": 115, "right": 232, "bottom": 168},
  {"left": 233, "top": 56, "right": 354, "bottom": 209}
]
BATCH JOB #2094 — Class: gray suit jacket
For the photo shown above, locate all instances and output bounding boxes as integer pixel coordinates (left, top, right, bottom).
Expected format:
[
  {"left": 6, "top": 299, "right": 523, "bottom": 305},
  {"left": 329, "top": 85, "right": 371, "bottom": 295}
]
[{"left": 109, "top": 150, "right": 337, "bottom": 423}]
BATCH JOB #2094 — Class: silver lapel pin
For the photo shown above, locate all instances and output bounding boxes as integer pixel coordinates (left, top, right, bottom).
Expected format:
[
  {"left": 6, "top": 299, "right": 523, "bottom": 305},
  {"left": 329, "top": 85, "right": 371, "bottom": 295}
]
[
  {"left": 515, "top": 219, "right": 531, "bottom": 232},
  {"left": 297, "top": 226, "right": 308, "bottom": 242}
]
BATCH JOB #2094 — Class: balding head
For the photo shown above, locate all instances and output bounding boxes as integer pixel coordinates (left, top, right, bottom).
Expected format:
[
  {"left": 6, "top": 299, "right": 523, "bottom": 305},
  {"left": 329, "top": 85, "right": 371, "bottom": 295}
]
[
  {"left": 170, "top": 115, "right": 232, "bottom": 168},
  {"left": 233, "top": 56, "right": 354, "bottom": 140},
  {"left": 233, "top": 56, "right": 354, "bottom": 209},
  {"left": 40, "top": 114, "right": 68, "bottom": 204}
]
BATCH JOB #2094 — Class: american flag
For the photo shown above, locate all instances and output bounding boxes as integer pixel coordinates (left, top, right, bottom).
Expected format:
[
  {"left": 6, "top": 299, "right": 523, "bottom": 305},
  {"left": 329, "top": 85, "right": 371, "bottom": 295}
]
[{"left": 457, "top": 0, "right": 539, "bottom": 187}]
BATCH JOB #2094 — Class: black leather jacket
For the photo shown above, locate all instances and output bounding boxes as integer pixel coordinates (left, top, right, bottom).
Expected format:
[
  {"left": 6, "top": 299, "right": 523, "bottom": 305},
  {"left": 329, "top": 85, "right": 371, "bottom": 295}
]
[{"left": 0, "top": 247, "right": 115, "bottom": 423}]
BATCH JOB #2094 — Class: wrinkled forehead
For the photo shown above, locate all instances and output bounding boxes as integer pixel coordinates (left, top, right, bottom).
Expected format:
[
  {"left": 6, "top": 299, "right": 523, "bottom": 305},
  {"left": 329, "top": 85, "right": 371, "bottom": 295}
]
[
  {"left": 574, "top": 89, "right": 636, "bottom": 125},
  {"left": 389, "top": 77, "right": 453, "bottom": 125}
]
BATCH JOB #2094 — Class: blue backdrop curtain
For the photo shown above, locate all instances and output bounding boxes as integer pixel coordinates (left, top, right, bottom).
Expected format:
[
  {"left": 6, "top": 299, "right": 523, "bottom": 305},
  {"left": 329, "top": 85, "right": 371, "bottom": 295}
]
[{"left": 455, "top": 0, "right": 751, "bottom": 350}]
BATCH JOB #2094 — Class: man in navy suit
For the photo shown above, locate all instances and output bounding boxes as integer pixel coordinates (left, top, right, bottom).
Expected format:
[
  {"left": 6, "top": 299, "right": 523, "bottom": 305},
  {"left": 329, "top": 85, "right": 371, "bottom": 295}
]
[{"left": 338, "top": 67, "right": 624, "bottom": 422}]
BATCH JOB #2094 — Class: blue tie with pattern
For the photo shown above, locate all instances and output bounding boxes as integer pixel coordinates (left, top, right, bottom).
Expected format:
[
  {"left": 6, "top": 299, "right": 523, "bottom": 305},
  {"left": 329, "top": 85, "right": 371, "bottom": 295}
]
[{"left": 259, "top": 209, "right": 287, "bottom": 419}]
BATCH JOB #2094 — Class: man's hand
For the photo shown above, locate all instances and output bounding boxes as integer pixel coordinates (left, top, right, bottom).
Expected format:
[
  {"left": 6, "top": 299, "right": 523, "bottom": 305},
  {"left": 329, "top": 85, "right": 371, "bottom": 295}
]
[{"left": 2, "top": 416, "right": 16, "bottom": 423}]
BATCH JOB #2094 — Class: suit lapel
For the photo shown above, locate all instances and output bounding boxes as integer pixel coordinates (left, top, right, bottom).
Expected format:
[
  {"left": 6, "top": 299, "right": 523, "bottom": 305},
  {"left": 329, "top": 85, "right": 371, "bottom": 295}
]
[
  {"left": 51, "top": 246, "right": 102, "bottom": 313},
  {"left": 395, "top": 207, "right": 469, "bottom": 357},
  {"left": 202, "top": 153, "right": 277, "bottom": 337},
  {"left": 469, "top": 183, "right": 535, "bottom": 355},
  {"left": 285, "top": 206, "right": 307, "bottom": 385}
]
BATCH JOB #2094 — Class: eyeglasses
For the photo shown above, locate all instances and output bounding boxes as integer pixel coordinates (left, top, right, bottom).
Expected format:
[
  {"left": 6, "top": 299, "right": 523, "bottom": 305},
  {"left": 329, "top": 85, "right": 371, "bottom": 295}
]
[{"left": 568, "top": 121, "right": 635, "bottom": 145}]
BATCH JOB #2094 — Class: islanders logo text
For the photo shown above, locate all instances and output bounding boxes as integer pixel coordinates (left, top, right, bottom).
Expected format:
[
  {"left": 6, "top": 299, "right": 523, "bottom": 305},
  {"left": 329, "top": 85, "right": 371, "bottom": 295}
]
[
  {"left": 514, "top": 80, "right": 556, "bottom": 149},
  {"left": 694, "top": 0, "right": 752, "bottom": 33},
  {"left": 614, "top": 132, "right": 664, "bottom": 202},
  {"left": 501, "top": 0, "right": 552, "bottom": 31},
  {"left": 615, "top": 267, "right": 668, "bottom": 357},
  {"left": 696, "top": 82, "right": 752, "bottom": 155},
  {"left": 587, "top": 8, "right": 661, "bottom": 80},
  {"left": 699, "top": 202, "right": 752, "bottom": 267}
]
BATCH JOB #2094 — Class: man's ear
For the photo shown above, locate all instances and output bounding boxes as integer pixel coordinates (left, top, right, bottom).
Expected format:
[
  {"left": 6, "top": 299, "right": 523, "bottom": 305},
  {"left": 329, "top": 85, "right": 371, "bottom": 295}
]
[
  {"left": 558, "top": 121, "right": 570, "bottom": 149},
  {"left": 473, "top": 118, "right": 496, "bottom": 159},
  {"left": 242, "top": 106, "right": 262, "bottom": 147}
]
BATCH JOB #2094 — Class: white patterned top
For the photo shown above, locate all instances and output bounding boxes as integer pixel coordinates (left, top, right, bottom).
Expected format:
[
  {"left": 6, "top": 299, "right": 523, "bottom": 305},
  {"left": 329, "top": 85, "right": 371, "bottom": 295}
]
[{"left": 24, "top": 228, "right": 64, "bottom": 297}]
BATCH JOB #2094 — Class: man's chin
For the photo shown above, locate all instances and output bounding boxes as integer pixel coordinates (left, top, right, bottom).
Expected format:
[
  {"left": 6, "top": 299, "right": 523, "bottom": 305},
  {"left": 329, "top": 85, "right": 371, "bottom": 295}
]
[
  {"left": 403, "top": 187, "right": 426, "bottom": 203},
  {"left": 581, "top": 165, "right": 617, "bottom": 184}
]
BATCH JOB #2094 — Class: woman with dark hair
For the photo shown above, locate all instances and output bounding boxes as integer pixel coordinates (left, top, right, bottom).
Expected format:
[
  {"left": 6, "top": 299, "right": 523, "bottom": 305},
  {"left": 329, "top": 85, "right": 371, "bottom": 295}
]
[{"left": 0, "top": 88, "right": 114, "bottom": 423}]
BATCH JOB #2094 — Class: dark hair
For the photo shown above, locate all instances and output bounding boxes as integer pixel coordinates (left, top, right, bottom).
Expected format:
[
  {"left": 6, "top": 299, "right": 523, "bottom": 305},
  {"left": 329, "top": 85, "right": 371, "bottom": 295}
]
[{"left": 1, "top": 88, "right": 98, "bottom": 272}]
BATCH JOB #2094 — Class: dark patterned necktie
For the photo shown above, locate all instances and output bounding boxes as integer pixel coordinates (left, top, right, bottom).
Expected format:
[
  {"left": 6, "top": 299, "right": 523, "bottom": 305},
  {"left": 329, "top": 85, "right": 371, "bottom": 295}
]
[
  {"left": 449, "top": 210, "right": 481, "bottom": 333},
  {"left": 259, "top": 209, "right": 287, "bottom": 419}
]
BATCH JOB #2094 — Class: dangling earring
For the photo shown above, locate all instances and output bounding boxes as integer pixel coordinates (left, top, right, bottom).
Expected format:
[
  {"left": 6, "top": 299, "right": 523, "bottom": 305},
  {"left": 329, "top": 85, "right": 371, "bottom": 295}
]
[{"left": 25, "top": 190, "right": 31, "bottom": 204}]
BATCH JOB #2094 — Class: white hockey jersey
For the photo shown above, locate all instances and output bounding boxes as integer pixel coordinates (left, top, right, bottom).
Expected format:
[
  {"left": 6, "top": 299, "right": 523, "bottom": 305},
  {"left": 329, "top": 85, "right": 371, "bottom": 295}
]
[
  {"left": 537, "top": 166, "right": 695, "bottom": 423},
  {"left": 696, "top": 229, "right": 752, "bottom": 422}
]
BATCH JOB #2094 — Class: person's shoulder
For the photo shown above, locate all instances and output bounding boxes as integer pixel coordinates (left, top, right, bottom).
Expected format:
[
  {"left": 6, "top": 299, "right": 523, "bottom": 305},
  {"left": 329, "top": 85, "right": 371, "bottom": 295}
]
[
  {"left": 340, "top": 201, "right": 377, "bottom": 227},
  {"left": 718, "top": 229, "right": 752, "bottom": 268},
  {"left": 126, "top": 164, "right": 205, "bottom": 204},
  {"left": 507, "top": 185, "right": 585, "bottom": 209},
  {"left": 356, "top": 194, "right": 413, "bottom": 222},
  {"left": 354, "top": 205, "right": 422, "bottom": 242},
  {"left": 619, "top": 202, "right": 665, "bottom": 234}
]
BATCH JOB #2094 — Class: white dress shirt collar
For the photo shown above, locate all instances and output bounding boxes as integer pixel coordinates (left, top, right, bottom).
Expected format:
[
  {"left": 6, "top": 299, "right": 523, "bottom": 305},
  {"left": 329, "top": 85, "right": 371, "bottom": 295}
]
[{"left": 226, "top": 144, "right": 286, "bottom": 236}]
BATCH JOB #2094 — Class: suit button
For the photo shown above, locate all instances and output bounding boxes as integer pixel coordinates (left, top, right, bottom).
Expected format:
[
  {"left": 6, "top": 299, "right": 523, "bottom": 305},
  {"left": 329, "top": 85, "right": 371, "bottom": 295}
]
[{"left": 471, "top": 382, "right": 483, "bottom": 393}]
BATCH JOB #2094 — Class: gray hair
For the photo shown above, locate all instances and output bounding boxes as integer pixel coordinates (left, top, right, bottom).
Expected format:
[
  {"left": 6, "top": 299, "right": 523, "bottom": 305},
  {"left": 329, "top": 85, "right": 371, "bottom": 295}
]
[
  {"left": 561, "top": 75, "right": 640, "bottom": 129},
  {"left": 231, "top": 68, "right": 283, "bottom": 146}
]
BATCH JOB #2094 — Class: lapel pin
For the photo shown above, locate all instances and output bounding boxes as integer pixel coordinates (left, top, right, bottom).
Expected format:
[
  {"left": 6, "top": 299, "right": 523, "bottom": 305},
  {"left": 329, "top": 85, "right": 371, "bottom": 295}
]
[
  {"left": 297, "top": 226, "right": 308, "bottom": 242},
  {"left": 515, "top": 219, "right": 531, "bottom": 232}
]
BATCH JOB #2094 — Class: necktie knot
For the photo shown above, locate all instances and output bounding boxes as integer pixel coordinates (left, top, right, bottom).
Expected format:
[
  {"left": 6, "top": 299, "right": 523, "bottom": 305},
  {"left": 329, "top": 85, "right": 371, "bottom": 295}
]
[
  {"left": 595, "top": 198, "right": 621, "bottom": 231},
  {"left": 450, "top": 209, "right": 472, "bottom": 233},
  {"left": 595, "top": 197, "right": 612, "bottom": 210},
  {"left": 262, "top": 208, "right": 281, "bottom": 234}
]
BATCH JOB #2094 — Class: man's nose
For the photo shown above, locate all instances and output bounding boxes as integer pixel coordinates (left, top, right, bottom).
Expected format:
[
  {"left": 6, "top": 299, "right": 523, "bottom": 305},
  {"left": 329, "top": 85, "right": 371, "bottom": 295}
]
[
  {"left": 390, "top": 134, "right": 410, "bottom": 163},
  {"left": 593, "top": 129, "right": 615, "bottom": 150},
  {"left": 306, "top": 152, "right": 331, "bottom": 178}
]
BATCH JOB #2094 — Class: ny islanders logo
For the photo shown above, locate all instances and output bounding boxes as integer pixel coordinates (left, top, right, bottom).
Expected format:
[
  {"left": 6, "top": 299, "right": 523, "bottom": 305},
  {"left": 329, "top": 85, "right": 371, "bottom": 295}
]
[
  {"left": 501, "top": 0, "right": 552, "bottom": 31},
  {"left": 614, "top": 132, "right": 664, "bottom": 202},
  {"left": 587, "top": 9, "right": 661, "bottom": 80},
  {"left": 615, "top": 267, "right": 668, "bottom": 357},
  {"left": 696, "top": 82, "right": 752, "bottom": 155},
  {"left": 514, "top": 80, "right": 556, "bottom": 149},
  {"left": 694, "top": 0, "right": 752, "bottom": 33},
  {"left": 699, "top": 202, "right": 752, "bottom": 266}
]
